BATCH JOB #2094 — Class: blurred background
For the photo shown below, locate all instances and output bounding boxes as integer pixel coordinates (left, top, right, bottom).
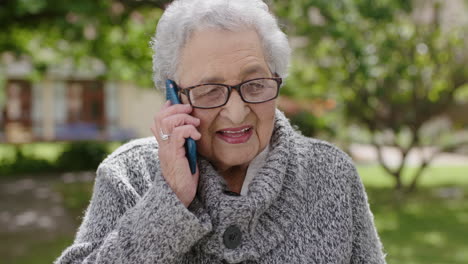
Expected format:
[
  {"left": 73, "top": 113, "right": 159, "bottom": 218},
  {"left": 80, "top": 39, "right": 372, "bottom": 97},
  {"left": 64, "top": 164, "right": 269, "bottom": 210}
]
[{"left": 0, "top": 0, "right": 467, "bottom": 263}]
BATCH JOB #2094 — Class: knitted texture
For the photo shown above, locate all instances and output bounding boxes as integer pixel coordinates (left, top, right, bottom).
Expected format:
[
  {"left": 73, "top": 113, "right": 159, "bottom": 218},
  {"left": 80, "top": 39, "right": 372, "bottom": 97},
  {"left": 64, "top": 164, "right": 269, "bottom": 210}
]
[{"left": 55, "top": 110, "right": 386, "bottom": 264}]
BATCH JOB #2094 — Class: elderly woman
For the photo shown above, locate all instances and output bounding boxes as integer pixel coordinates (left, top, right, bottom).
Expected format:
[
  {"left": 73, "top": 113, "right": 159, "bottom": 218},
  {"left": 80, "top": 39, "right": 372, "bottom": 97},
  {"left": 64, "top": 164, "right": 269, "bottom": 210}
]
[{"left": 56, "top": 0, "right": 385, "bottom": 263}]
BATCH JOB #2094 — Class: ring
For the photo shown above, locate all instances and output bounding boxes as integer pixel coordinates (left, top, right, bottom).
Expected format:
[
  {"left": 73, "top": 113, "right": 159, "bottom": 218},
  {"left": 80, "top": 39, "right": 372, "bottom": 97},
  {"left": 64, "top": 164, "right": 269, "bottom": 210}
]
[{"left": 159, "top": 128, "right": 171, "bottom": 141}]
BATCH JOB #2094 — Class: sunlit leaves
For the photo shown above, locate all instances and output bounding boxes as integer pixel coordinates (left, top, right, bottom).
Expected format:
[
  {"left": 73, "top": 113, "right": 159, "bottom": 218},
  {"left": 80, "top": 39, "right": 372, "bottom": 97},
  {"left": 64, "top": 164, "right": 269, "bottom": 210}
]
[
  {"left": 1, "top": 0, "right": 166, "bottom": 87},
  {"left": 272, "top": 0, "right": 468, "bottom": 190}
]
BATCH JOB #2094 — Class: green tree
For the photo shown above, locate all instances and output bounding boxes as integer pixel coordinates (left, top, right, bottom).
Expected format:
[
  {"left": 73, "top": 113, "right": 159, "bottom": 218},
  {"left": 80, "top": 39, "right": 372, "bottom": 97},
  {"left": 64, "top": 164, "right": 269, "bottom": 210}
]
[
  {"left": 274, "top": 0, "right": 468, "bottom": 192},
  {"left": 0, "top": 0, "right": 170, "bottom": 87}
]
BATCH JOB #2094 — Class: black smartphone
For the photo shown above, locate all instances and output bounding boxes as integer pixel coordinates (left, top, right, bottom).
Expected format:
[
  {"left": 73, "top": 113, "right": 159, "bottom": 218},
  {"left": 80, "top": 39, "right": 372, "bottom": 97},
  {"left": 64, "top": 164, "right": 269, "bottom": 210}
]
[{"left": 165, "top": 79, "right": 197, "bottom": 174}]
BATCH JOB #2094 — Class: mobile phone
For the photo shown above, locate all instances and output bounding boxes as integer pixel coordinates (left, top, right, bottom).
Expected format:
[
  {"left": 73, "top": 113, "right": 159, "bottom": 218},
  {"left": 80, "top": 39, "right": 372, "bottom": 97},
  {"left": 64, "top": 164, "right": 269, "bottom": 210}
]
[{"left": 166, "top": 79, "right": 197, "bottom": 174}]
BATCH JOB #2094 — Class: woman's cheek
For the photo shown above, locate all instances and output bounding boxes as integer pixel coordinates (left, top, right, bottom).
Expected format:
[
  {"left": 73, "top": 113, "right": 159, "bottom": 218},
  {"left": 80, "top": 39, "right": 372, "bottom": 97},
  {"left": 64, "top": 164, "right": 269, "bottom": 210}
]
[{"left": 193, "top": 110, "right": 217, "bottom": 157}]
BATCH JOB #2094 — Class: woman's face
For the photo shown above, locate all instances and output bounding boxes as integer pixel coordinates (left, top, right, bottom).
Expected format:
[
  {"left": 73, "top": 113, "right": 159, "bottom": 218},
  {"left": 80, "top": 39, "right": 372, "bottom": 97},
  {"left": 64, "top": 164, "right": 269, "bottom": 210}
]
[{"left": 176, "top": 28, "right": 276, "bottom": 172}]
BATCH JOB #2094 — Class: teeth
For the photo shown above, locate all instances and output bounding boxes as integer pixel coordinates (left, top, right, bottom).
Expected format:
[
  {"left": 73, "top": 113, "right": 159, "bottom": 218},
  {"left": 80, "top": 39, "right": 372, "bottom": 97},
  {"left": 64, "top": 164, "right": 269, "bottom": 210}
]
[{"left": 221, "top": 127, "right": 250, "bottom": 134}]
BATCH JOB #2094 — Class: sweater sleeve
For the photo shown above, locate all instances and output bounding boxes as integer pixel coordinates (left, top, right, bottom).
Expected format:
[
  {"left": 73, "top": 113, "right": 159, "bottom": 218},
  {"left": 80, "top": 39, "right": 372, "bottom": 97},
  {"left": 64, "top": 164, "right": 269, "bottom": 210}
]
[
  {"left": 54, "top": 162, "right": 212, "bottom": 264},
  {"left": 348, "top": 164, "right": 386, "bottom": 264}
]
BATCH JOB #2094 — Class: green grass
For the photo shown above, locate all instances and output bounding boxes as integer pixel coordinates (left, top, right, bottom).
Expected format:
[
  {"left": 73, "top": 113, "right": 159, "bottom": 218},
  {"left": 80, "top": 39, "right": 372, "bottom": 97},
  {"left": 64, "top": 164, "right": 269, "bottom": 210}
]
[
  {"left": 358, "top": 165, "right": 468, "bottom": 188},
  {"left": 366, "top": 186, "right": 468, "bottom": 264},
  {"left": 0, "top": 141, "right": 126, "bottom": 177},
  {"left": 3, "top": 164, "right": 467, "bottom": 264},
  {"left": 0, "top": 143, "right": 66, "bottom": 162},
  {"left": 358, "top": 165, "right": 468, "bottom": 264},
  {"left": 0, "top": 141, "right": 125, "bottom": 163},
  {"left": 54, "top": 181, "right": 94, "bottom": 218},
  {"left": 1, "top": 234, "right": 74, "bottom": 264}
]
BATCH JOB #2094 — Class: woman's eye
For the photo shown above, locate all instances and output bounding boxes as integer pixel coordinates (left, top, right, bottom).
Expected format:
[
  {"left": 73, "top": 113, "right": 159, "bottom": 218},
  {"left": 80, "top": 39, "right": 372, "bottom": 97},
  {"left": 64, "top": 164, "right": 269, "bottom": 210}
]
[
  {"left": 246, "top": 82, "right": 265, "bottom": 93},
  {"left": 204, "top": 89, "right": 221, "bottom": 97},
  {"left": 194, "top": 86, "right": 222, "bottom": 98}
]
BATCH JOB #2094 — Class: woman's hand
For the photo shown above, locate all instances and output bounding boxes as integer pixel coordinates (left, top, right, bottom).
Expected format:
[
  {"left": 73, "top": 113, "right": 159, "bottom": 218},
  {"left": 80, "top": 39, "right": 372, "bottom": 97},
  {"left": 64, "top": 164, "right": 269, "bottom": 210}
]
[{"left": 151, "top": 101, "right": 201, "bottom": 208}]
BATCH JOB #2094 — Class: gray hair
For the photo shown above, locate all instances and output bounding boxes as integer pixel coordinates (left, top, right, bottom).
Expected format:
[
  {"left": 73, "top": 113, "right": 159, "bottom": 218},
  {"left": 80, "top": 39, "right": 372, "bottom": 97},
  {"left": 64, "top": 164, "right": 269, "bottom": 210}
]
[{"left": 151, "top": 0, "right": 291, "bottom": 89}]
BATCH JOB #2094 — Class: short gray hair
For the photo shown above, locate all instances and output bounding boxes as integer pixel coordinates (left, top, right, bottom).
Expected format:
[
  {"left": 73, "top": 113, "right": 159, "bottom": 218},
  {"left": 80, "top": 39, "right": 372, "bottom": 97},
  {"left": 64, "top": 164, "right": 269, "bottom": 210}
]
[{"left": 151, "top": 0, "right": 291, "bottom": 89}]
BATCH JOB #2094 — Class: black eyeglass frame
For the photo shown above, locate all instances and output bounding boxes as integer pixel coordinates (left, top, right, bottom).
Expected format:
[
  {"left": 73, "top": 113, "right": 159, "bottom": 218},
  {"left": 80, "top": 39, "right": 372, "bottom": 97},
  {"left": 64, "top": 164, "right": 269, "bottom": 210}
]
[{"left": 175, "top": 77, "right": 283, "bottom": 109}]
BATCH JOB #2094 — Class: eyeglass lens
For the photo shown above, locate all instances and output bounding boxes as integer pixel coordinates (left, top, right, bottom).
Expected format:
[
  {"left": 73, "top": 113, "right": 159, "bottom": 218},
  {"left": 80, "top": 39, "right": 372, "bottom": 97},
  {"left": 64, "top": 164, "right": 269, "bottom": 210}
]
[{"left": 189, "top": 78, "right": 278, "bottom": 108}]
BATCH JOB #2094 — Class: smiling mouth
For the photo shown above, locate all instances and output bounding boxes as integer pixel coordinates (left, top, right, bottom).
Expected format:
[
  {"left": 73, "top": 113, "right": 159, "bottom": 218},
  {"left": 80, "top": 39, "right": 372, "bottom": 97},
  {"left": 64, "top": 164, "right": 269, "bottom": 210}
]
[
  {"left": 217, "top": 127, "right": 252, "bottom": 136},
  {"left": 216, "top": 126, "right": 254, "bottom": 143}
]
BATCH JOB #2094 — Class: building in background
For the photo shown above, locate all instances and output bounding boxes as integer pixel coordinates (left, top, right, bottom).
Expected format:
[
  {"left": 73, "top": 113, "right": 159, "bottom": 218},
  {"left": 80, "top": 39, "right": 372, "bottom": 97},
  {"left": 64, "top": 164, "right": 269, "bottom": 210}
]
[
  {"left": 1, "top": 0, "right": 466, "bottom": 144},
  {"left": 0, "top": 58, "right": 164, "bottom": 143}
]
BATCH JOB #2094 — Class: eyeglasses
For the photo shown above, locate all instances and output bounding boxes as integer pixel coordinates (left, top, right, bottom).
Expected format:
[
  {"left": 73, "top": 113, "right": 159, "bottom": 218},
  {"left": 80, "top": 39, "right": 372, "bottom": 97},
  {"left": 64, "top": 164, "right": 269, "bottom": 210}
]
[{"left": 177, "top": 77, "right": 282, "bottom": 109}]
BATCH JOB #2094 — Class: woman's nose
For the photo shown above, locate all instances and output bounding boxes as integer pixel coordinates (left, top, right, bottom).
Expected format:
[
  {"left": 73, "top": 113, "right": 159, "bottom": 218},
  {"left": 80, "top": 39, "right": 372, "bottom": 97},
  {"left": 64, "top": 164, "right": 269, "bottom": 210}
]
[{"left": 220, "top": 90, "right": 250, "bottom": 124}]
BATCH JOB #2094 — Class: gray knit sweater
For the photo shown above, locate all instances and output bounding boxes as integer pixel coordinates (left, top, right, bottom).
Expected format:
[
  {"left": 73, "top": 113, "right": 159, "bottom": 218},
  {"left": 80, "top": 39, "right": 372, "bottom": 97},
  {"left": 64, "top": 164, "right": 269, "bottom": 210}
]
[{"left": 55, "top": 110, "right": 386, "bottom": 264}]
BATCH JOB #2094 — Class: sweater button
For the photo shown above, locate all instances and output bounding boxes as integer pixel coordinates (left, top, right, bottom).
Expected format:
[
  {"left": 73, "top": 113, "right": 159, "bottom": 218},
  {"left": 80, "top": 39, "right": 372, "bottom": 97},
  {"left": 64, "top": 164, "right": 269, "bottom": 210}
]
[{"left": 223, "top": 225, "right": 242, "bottom": 249}]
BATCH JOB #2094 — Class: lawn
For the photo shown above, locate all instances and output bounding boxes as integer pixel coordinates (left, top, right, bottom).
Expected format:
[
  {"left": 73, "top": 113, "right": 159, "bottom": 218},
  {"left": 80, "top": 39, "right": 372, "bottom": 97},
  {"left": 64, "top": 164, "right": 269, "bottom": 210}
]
[
  {"left": 0, "top": 142, "right": 125, "bottom": 177},
  {"left": 0, "top": 142, "right": 124, "bottom": 163},
  {"left": 358, "top": 164, "right": 468, "bottom": 187},
  {"left": 358, "top": 165, "right": 468, "bottom": 264},
  {"left": 0, "top": 142, "right": 66, "bottom": 162},
  {"left": 3, "top": 164, "right": 467, "bottom": 264},
  {"left": 366, "top": 186, "right": 468, "bottom": 264}
]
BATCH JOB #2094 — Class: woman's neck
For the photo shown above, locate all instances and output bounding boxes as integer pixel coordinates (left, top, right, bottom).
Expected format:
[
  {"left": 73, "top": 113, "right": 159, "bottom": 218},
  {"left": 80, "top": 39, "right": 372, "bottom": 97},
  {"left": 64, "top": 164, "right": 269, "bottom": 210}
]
[{"left": 218, "top": 165, "right": 248, "bottom": 194}]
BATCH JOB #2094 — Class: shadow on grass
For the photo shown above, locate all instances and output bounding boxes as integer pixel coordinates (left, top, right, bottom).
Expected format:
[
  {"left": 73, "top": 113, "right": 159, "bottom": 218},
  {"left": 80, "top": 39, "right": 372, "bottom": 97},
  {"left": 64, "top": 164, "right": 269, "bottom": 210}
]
[
  {"left": 367, "top": 185, "right": 468, "bottom": 264},
  {"left": 0, "top": 175, "right": 94, "bottom": 264},
  {"left": 53, "top": 180, "right": 94, "bottom": 221},
  {"left": 3, "top": 175, "right": 466, "bottom": 264},
  {"left": 2, "top": 233, "right": 74, "bottom": 264},
  {"left": 46, "top": 182, "right": 468, "bottom": 264}
]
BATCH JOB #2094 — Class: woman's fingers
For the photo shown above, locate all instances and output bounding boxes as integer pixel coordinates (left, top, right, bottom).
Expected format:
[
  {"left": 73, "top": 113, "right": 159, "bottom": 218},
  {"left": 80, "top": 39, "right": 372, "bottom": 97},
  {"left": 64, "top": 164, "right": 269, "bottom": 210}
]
[
  {"left": 153, "top": 102, "right": 199, "bottom": 144},
  {"left": 156, "top": 124, "right": 200, "bottom": 208},
  {"left": 171, "top": 125, "right": 202, "bottom": 148},
  {"left": 157, "top": 102, "right": 192, "bottom": 121},
  {"left": 150, "top": 124, "right": 167, "bottom": 143},
  {"left": 154, "top": 124, "right": 200, "bottom": 153},
  {"left": 154, "top": 114, "right": 200, "bottom": 144},
  {"left": 152, "top": 101, "right": 200, "bottom": 208},
  {"left": 161, "top": 113, "right": 200, "bottom": 131}
]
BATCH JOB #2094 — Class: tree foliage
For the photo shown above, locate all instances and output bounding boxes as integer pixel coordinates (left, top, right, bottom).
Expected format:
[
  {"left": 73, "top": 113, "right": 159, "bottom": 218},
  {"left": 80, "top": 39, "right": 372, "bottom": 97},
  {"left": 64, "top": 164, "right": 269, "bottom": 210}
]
[
  {"left": 274, "top": 0, "right": 468, "bottom": 192},
  {"left": 2, "top": 0, "right": 468, "bottom": 192},
  {"left": 0, "top": 0, "right": 170, "bottom": 87}
]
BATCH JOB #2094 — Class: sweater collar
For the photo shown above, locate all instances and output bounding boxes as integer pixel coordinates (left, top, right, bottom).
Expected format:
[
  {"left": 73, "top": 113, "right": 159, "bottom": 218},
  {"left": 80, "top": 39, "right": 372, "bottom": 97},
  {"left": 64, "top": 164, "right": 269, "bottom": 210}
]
[
  {"left": 241, "top": 144, "right": 269, "bottom": 196},
  {"left": 193, "top": 109, "right": 301, "bottom": 262}
]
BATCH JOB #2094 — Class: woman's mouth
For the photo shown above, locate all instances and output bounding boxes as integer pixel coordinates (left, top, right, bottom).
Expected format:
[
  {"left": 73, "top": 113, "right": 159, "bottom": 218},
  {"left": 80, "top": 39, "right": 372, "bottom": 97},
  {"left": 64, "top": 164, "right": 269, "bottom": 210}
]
[{"left": 216, "top": 126, "right": 253, "bottom": 144}]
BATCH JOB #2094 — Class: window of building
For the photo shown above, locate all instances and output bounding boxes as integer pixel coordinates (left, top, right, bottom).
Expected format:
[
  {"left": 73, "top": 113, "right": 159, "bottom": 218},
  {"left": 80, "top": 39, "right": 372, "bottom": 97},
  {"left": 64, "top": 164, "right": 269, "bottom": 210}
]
[{"left": 2, "top": 79, "right": 33, "bottom": 143}]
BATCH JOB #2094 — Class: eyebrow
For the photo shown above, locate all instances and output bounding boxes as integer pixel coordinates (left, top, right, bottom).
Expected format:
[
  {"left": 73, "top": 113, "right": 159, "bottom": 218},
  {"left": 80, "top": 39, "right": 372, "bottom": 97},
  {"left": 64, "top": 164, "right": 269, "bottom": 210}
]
[
  {"left": 195, "top": 65, "right": 270, "bottom": 86},
  {"left": 198, "top": 75, "right": 225, "bottom": 85},
  {"left": 241, "top": 65, "right": 269, "bottom": 78}
]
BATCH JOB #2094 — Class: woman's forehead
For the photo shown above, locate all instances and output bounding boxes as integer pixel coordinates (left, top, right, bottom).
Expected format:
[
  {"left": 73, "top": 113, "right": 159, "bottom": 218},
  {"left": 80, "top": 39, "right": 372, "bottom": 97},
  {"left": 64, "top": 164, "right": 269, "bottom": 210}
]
[
  {"left": 196, "top": 65, "right": 270, "bottom": 85},
  {"left": 177, "top": 29, "right": 270, "bottom": 86}
]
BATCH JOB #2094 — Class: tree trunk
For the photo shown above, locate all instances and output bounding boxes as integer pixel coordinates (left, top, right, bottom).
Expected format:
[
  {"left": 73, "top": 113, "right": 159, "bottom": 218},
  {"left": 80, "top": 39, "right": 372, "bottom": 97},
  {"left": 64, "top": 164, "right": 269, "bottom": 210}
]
[
  {"left": 408, "top": 164, "right": 428, "bottom": 193},
  {"left": 392, "top": 172, "right": 405, "bottom": 202}
]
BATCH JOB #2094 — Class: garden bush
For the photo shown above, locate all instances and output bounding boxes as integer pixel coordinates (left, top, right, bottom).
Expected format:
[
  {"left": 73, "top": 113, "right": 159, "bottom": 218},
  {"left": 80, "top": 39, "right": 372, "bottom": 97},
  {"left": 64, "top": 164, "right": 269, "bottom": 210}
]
[
  {"left": 0, "top": 141, "right": 120, "bottom": 176},
  {"left": 55, "top": 141, "right": 109, "bottom": 172}
]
